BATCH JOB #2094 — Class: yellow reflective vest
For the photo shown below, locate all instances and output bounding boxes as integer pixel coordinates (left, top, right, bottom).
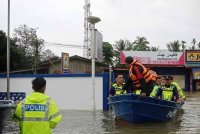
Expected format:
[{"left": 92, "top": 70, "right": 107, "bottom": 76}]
[
  {"left": 150, "top": 85, "right": 160, "bottom": 97},
  {"left": 135, "top": 90, "right": 141, "bottom": 95},
  {"left": 112, "top": 83, "right": 126, "bottom": 95},
  {"left": 171, "top": 82, "right": 186, "bottom": 99},
  {"left": 13, "top": 92, "right": 62, "bottom": 134},
  {"left": 162, "top": 86, "right": 174, "bottom": 101}
]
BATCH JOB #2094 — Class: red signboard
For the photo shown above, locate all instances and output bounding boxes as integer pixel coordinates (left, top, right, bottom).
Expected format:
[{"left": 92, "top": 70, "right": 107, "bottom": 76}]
[{"left": 120, "top": 51, "right": 184, "bottom": 66}]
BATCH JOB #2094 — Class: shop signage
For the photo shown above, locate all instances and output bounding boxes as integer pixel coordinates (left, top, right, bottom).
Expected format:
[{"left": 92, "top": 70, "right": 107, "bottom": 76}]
[
  {"left": 120, "top": 51, "right": 184, "bottom": 66},
  {"left": 185, "top": 50, "right": 200, "bottom": 67}
]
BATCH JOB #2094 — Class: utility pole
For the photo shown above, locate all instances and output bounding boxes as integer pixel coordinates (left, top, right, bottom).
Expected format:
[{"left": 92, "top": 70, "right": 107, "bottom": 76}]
[
  {"left": 7, "top": 0, "right": 10, "bottom": 100},
  {"left": 34, "top": 39, "right": 39, "bottom": 74},
  {"left": 87, "top": 16, "right": 101, "bottom": 111}
]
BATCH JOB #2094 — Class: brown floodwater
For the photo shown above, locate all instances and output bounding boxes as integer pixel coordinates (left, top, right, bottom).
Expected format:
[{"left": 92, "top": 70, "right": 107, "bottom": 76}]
[{"left": 3, "top": 92, "right": 200, "bottom": 134}]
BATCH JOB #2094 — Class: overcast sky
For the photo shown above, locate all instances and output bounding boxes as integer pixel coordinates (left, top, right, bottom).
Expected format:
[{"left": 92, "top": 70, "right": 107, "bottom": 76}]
[{"left": 0, "top": 0, "right": 200, "bottom": 57}]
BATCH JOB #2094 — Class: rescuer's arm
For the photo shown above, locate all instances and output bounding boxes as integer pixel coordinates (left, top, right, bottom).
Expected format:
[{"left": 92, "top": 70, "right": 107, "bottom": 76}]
[
  {"left": 12, "top": 101, "right": 22, "bottom": 122},
  {"left": 172, "top": 86, "right": 179, "bottom": 102},
  {"left": 176, "top": 83, "right": 186, "bottom": 100},
  {"left": 49, "top": 99, "right": 62, "bottom": 129}
]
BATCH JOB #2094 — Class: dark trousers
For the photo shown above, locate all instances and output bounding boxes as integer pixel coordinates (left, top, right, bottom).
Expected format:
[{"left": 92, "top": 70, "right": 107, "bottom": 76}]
[{"left": 146, "top": 80, "right": 156, "bottom": 96}]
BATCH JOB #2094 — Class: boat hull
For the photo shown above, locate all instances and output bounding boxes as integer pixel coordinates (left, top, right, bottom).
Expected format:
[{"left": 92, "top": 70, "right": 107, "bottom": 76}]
[{"left": 109, "top": 94, "right": 181, "bottom": 123}]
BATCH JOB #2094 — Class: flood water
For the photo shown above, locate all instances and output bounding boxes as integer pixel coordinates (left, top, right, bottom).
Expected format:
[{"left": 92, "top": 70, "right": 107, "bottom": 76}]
[{"left": 3, "top": 92, "right": 200, "bottom": 134}]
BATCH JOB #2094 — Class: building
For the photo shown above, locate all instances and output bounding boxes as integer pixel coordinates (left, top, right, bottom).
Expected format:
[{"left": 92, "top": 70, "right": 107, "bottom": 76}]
[
  {"left": 119, "top": 50, "right": 200, "bottom": 91},
  {"left": 39, "top": 55, "right": 107, "bottom": 74}
]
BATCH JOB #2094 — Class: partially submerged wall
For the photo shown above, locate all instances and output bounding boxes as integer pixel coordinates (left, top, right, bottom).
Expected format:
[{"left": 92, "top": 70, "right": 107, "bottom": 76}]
[{"left": 0, "top": 74, "right": 109, "bottom": 110}]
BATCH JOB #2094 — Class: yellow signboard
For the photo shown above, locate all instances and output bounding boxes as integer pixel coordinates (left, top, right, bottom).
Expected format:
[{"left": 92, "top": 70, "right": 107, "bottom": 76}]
[
  {"left": 186, "top": 51, "right": 200, "bottom": 62},
  {"left": 193, "top": 72, "right": 200, "bottom": 79}
]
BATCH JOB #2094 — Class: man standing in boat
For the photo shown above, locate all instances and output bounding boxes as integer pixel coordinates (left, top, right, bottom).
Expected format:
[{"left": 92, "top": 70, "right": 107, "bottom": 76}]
[{"left": 121, "top": 56, "right": 156, "bottom": 97}]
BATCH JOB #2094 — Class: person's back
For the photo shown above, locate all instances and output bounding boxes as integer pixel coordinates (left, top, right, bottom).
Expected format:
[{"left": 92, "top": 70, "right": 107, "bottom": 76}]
[
  {"left": 13, "top": 77, "right": 62, "bottom": 134},
  {"left": 122, "top": 56, "right": 156, "bottom": 96}
]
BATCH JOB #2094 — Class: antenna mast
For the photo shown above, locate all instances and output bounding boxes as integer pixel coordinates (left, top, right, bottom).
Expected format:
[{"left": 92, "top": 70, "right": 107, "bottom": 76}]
[{"left": 83, "top": 0, "right": 91, "bottom": 58}]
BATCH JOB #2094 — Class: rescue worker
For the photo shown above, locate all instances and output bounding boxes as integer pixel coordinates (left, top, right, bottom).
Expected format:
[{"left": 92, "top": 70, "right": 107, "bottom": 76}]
[
  {"left": 13, "top": 77, "right": 62, "bottom": 134},
  {"left": 109, "top": 74, "right": 126, "bottom": 96},
  {"left": 121, "top": 56, "right": 156, "bottom": 97},
  {"left": 150, "top": 76, "right": 162, "bottom": 97},
  {"left": 168, "top": 76, "right": 186, "bottom": 103},
  {"left": 156, "top": 76, "right": 179, "bottom": 101}
]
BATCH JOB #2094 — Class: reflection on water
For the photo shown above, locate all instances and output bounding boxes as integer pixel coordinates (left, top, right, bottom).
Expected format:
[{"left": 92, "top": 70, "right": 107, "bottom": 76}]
[{"left": 3, "top": 92, "right": 200, "bottom": 134}]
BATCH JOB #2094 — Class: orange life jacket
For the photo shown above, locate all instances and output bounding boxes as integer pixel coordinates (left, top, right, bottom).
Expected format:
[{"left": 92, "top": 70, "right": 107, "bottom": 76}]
[{"left": 129, "top": 60, "right": 156, "bottom": 88}]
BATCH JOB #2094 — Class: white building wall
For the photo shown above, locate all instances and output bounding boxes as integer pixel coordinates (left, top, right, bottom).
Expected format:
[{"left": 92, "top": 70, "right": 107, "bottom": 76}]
[{"left": 0, "top": 77, "right": 103, "bottom": 110}]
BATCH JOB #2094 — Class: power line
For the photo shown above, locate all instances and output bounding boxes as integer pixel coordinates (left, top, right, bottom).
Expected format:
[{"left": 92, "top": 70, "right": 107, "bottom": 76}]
[{"left": 44, "top": 42, "right": 85, "bottom": 49}]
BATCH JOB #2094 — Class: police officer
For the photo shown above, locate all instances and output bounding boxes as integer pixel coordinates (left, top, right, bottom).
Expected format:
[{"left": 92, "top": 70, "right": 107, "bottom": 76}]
[
  {"left": 13, "top": 77, "right": 62, "bottom": 134},
  {"left": 109, "top": 74, "right": 126, "bottom": 96},
  {"left": 156, "top": 76, "right": 179, "bottom": 101},
  {"left": 168, "top": 76, "right": 186, "bottom": 103},
  {"left": 121, "top": 56, "right": 156, "bottom": 97},
  {"left": 150, "top": 76, "right": 162, "bottom": 97}
]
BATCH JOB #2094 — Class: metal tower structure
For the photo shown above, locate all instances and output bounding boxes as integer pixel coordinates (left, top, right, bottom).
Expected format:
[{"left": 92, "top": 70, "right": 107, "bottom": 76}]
[{"left": 83, "top": 0, "right": 91, "bottom": 58}]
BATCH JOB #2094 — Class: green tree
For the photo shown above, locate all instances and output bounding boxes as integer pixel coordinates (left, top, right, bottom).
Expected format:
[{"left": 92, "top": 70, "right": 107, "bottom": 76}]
[
  {"left": 41, "top": 49, "right": 58, "bottom": 61},
  {"left": 197, "top": 42, "right": 200, "bottom": 49},
  {"left": 150, "top": 46, "right": 159, "bottom": 51},
  {"left": 181, "top": 40, "right": 187, "bottom": 50},
  {"left": 133, "top": 36, "right": 150, "bottom": 51},
  {"left": 113, "top": 39, "right": 133, "bottom": 51},
  {"left": 13, "top": 24, "right": 37, "bottom": 56},
  {"left": 102, "top": 42, "right": 114, "bottom": 66},
  {"left": 166, "top": 40, "right": 185, "bottom": 52},
  {"left": 32, "top": 38, "right": 44, "bottom": 73},
  {"left": 113, "top": 39, "right": 133, "bottom": 67},
  {"left": 13, "top": 24, "right": 44, "bottom": 73},
  {"left": 0, "top": 30, "right": 25, "bottom": 72},
  {"left": 190, "top": 38, "right": 196, "bottom": 50}
]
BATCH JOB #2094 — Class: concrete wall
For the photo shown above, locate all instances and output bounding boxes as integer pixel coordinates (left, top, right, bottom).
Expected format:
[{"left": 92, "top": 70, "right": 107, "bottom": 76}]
[{"left": 0, "top": 74, "right": 105, "bottom": 110}]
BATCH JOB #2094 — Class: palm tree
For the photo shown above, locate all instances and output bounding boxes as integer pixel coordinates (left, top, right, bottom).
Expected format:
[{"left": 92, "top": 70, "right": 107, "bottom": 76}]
[
  {"left": 181, "top": 40, "right": 186, "bottom": 51},
  {"left": 197, "top": 42, "right": 200, "bottom": 49},
  {"left": 190, "top": 38, "right": 196, "bottom": 50},
  {"left": 133, "top": 36, "right": 150, "bottom": 51},
  {"left": 150, "top": 46, "right": 159, "bottom": 51},
  {"left": 113, "top": 39, "right": 133, "bottom": 51},
  {"left": 166, "top": 40, "right": 184, "bottom": 52},
  {"left": 113, "top": 39, "right": 133, "bottom": 67}
]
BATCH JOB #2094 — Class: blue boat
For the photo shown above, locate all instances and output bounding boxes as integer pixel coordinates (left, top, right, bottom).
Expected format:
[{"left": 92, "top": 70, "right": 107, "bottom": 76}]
[{"left": 109, "top": 94, "right": 182, "bottom": 123}]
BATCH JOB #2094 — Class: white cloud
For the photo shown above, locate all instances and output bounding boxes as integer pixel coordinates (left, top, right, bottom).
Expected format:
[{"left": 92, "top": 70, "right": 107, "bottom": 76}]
[{"left": 0, "top": 0, "right": 200, "bottom": 56}]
